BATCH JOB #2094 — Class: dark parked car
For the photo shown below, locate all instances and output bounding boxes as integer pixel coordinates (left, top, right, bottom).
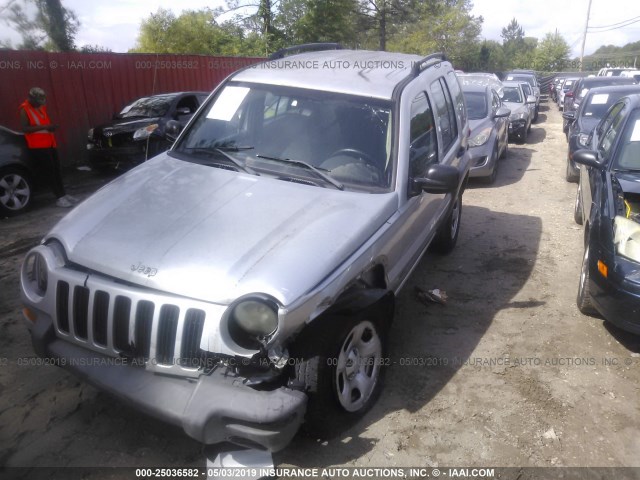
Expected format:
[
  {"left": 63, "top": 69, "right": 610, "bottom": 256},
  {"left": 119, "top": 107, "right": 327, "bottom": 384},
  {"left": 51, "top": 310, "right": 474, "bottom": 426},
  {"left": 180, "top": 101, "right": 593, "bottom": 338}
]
[
  {"left": 563, "top": 76, "right": 637, "bottom": 138},
  {"left": 564, "top": 85, "right": 640, "bottom": 182},
  {"left": 558, "top": 77, "right": 579, "bottom": 110},
  {"left": 573, "top": 93, "right": 640, "bottom": 334},
  {"left": 462, "top": 84, "right": 510, "bottom": 184},
  {"left": 501, "top": 82, "right": 536, "bottom": 143},
  {"left": 0, "top": 125, "right": 38, "bottom": 217},
  {"left": 87, "top": 91, "right": 209, "bottom": 170}
]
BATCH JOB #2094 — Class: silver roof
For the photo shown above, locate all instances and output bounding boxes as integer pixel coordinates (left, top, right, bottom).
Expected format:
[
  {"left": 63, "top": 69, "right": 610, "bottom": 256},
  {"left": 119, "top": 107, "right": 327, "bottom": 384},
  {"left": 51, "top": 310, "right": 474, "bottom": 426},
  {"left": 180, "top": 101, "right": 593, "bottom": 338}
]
[{"left": 232, "top": 49, "right": 427, "bottom": 100}]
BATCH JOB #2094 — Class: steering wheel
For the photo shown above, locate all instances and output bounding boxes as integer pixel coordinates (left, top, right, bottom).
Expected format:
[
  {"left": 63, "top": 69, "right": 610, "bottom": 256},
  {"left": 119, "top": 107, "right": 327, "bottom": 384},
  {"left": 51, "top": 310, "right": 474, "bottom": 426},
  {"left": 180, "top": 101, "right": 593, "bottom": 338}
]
[
  {"left": 322, "top": 148, "right": 383, "bottom": 185},
  {"left": 328, "top": 148, "right": 375, "bottom": 165}
]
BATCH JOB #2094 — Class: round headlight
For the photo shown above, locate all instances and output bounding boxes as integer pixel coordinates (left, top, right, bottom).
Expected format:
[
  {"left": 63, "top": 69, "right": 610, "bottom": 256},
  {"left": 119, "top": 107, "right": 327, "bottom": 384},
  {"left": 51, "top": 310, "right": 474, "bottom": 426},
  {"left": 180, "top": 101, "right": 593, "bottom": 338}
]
[
  {"left": 25, "top": 252, "right": 48, "bottom": 296},
  {"left": 233, "top": 300, "right": 278, "bottom": 336}
]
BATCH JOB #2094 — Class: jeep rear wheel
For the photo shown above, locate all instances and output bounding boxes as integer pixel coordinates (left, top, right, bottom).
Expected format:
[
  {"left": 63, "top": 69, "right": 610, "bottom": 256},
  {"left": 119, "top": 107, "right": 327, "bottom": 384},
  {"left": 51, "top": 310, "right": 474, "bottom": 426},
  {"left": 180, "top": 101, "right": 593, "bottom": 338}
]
[
  {"left": 294, "top": 315, "right": 387, "bottom": 437},
  {"left": 431, "top": 192, "right": 462, "bottom": 254}
]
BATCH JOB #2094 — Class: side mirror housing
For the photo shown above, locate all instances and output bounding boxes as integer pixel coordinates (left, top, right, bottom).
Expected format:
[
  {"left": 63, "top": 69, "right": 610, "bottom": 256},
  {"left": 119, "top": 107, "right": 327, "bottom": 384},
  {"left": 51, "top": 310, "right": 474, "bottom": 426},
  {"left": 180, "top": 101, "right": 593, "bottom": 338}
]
[
  {"left": 572, "top": 149, "right": 604, "bottom": 170},
  {"left": 562, "top": 111, "right": 576, "bottom": 121},
  {"left": 413, "top": 164, "right": 460, "bottom": 194},
  {"left": 494, "top": 106, "right": 511, "bottom": 118},
  {"left": 165, "top": 120, "right": 182, "bottom": 142},
  {"left": 526, "top": 95, "right": 537, "bottom": 104}
]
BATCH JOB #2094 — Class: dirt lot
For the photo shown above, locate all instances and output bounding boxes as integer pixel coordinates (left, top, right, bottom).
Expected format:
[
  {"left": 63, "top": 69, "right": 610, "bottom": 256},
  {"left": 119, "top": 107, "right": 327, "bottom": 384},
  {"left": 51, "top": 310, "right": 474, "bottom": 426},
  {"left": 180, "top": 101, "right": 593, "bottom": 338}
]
[{"left": 1, "top": 101, "right": 640, "bottom": 478}]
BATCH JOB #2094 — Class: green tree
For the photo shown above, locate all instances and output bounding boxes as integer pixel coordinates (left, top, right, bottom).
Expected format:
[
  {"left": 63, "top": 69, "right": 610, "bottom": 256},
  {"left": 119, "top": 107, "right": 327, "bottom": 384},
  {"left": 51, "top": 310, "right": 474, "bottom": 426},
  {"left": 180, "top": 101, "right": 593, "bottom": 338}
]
[
  {"left": 1, "top": 0, "right": 78, "bottom": 51},
  {"left": 535, "top": 32, "right": 570, "bottom": 71},
  {"left": 293, "top": 0, "right": 358, "bottom": 45},
  {"left": 387, "top": 0, "right": 483, "bottom": 70},
  {"left": 357, "top": 0, "right": 420, "bottom": 51},
  {"left": 475, "top": 40, "right": 506, "bottom": 72},
  {"left": 501, "top": 17, "right": 525, "bottom": 67},
  {"left": 500, "top": 18, "right": 540, "bottom": 69},
  {"left": 131, "top": 7, "right": 260, "bottom": 56},
  {"left": 225, "top": 0, "right": 285, "bottom": 53}
]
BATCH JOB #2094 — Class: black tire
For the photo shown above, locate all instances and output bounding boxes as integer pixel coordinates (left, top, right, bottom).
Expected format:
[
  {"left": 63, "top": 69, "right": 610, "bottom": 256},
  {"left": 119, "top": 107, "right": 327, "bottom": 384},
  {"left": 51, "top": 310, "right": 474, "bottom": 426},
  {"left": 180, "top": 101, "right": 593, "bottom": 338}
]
[
  {"left": 577, "top": 242, "right": 598, "bottom": 316},
  {"left": 431, "top": 192, "right": 462, "bottom": 254},
  {"left": 574, "top": 184, "right": 583, "bottom": 225},
  {"left": 566, "top": 156, "right": 579, "bottom": 183},
  {"left": 0, "top": 167, "right": 33, "bottom": 217},
  {"left": 293, "top": 313, "right": 388, "bottom": 438}
]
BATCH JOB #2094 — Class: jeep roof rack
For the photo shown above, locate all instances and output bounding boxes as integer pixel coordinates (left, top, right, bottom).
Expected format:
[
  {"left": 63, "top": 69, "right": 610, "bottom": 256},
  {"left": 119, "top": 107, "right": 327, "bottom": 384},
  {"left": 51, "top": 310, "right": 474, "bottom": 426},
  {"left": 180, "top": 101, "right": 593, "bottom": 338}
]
[
  {"left": 269, "top": 43, "right": 344, "bottom": 60},
  {"left": 411, "top": 52, "right": 447, "bottom": 77}
]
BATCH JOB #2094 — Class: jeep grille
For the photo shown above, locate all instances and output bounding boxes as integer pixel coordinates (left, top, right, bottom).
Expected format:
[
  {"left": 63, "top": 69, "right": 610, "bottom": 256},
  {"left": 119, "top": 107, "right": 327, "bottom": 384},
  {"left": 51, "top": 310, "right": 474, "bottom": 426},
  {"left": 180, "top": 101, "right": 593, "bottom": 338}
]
[{"left": 55, "top": 280, "right": 206, "bottom": 377}]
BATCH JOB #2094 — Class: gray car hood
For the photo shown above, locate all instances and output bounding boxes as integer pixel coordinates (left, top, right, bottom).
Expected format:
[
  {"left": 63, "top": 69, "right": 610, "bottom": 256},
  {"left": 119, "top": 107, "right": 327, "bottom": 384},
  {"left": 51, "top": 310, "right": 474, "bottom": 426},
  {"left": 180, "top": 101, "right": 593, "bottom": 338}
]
[{"left": 48, "top": 154, "right": 398, "bottom": 306}]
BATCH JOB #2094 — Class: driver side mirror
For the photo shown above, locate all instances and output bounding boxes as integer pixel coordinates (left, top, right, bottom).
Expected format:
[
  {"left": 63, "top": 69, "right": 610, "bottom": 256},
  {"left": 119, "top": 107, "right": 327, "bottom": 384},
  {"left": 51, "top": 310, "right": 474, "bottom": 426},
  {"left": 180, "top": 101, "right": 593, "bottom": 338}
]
[
  {"left": 526, "top": 95, "right": 537, "bottom": 104},
  {"left": 562, "top": 111, "right": 576, "bottom": 121},
  {"left": 165, "top": 120, "right": 182, "bottom": 142},
  {"left": 572, "top": 149, "right": 604, "bottom": 170},
  {"left": 413, "top": 164, "right": 460, "bottom": 194}
]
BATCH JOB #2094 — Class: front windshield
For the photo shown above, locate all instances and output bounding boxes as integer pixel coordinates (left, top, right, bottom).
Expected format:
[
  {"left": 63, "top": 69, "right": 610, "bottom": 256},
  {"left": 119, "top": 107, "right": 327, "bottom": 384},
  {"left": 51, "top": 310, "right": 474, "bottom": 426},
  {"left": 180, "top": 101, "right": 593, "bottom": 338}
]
[
  {"left": 119, "top": 95, "right": 175, "bottom": 118},
  {"left": 502, "top": 87, "right": 523, "bottom": 103},
  {"left": 462, "top": 91, "right": 488, "bottom": 119},
  {"left": 174, "top": 83, "right": 393, "bottom": 190},
  {"left": 614, "top": 111, "right": 640, "bottom": 170},
  {"left": 583, "top": 92, "right": 627, "bottom": 120}
]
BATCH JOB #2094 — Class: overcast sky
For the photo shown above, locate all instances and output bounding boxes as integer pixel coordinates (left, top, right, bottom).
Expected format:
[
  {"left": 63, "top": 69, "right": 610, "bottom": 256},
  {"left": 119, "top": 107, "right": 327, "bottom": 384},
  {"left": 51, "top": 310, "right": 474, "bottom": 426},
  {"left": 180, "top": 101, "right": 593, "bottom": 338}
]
[{"left": 2, "top": 0, "right": 639, "bottom": 58}]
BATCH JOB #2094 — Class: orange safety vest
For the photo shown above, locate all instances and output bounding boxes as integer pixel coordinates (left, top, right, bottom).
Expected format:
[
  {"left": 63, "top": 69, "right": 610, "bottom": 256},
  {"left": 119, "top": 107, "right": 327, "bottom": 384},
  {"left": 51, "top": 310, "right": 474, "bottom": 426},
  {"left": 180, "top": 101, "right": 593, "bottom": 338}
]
[{"left": 19, "top": 100, "right": 57, "bottom": 149}]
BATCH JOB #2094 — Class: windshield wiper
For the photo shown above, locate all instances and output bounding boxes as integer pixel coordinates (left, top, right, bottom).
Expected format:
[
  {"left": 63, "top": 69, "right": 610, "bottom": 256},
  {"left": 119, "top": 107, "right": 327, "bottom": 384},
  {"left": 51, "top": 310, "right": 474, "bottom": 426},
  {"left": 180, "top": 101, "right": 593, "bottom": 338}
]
[
  {"left": 185, "top": 147, "right": 258, "bottom": 175},
  {"left": 215, "top": 144, "right": 255, "bottom": 152},
  {"left": 255, "top": 154, "right": 344, "bottom": 190}
]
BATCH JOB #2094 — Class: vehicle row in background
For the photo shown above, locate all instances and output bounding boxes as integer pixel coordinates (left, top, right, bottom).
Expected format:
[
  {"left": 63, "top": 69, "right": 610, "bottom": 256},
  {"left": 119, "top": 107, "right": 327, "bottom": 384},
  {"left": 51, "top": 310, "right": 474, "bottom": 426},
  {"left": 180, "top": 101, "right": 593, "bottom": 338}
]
[{"left": 564, "top": 85, "right": 640, "bottom": 182}]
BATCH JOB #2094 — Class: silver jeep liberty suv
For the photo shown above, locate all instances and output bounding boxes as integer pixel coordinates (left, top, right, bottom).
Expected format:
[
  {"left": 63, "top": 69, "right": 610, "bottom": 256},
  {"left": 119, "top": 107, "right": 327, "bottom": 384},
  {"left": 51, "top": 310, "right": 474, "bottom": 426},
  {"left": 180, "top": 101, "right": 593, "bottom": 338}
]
[{"left": 21, "top": 43, "right": 470, "bottom": 452}]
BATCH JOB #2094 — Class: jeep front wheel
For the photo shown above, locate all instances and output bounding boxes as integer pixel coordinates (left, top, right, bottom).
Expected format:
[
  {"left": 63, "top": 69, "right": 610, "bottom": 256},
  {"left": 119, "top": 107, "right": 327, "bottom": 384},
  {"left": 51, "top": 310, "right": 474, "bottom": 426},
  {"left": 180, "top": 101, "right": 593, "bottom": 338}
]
[{"left": 294, "top": 316, "right": 386, "bottom": 437}]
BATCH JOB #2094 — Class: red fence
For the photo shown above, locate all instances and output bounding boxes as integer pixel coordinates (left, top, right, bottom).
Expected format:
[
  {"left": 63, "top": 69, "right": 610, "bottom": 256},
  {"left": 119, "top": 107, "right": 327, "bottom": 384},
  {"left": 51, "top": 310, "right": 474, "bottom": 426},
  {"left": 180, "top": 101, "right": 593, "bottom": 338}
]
[{"left": 0, "top": 51, "right": 261, "bottom": 167}]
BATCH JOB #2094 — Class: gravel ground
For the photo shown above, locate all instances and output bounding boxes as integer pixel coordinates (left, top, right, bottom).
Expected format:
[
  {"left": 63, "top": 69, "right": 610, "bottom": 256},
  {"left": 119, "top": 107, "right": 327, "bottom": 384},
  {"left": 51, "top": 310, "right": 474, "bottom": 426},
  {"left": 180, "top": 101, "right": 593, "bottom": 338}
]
[{"left": 1, "top": 100, "right": 639, "bottom": 479}]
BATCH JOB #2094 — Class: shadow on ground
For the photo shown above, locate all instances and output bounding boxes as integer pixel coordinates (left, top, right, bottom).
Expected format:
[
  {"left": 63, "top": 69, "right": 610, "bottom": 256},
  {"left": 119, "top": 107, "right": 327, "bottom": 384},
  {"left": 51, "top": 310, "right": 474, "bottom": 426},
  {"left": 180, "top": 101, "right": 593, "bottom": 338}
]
[{"left": 277, "top": 205, "right": 543, "bottom": 466}]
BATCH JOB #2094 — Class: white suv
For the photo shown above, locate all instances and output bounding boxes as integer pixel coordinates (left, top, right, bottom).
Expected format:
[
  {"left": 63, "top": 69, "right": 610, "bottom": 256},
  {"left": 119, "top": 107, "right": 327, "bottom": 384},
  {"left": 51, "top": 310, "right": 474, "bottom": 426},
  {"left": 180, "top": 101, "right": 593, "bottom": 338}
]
[{"left": 21, "top": 44, "right": 471, "bottom": 452}]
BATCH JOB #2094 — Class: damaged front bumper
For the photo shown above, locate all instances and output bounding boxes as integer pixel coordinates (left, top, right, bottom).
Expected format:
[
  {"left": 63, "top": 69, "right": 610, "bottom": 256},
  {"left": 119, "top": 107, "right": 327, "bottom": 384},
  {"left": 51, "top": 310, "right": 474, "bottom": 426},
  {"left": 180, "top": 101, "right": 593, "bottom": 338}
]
[
  {"left": 28, "top": 313, "right": 307, "bottom": 451},
  {"left": 508, "top": 119, "right": 527, "bottom": 140}
]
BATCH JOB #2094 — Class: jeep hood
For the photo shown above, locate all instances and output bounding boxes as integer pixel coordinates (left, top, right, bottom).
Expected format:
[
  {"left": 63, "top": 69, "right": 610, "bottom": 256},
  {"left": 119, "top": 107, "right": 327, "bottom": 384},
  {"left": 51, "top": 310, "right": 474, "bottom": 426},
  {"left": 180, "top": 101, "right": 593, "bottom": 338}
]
[{"left": 48, "top": 154, "right": 398, "bottom": 306}]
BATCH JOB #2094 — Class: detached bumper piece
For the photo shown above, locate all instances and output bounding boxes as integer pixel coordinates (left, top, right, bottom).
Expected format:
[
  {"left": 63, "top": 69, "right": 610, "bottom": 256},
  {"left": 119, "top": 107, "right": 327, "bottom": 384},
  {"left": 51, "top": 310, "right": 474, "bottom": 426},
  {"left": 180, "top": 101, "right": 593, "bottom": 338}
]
[{"left": 31, "top": 315, "right": 307, "bottom": 452}]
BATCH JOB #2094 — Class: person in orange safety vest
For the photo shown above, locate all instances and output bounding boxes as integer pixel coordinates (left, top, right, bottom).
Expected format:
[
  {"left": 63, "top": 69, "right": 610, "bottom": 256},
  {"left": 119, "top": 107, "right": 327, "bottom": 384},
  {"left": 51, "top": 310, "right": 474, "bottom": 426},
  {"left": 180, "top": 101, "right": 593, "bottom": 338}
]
[{"left": 19, "top": 87, "right": 77, "bottom": 208}]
